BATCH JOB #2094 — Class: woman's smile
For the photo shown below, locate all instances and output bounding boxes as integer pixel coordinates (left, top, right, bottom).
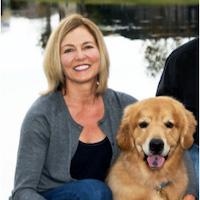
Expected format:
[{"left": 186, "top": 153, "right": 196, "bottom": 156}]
[{"left": 74, "top": 64, "right": 91, "bottom": 71}]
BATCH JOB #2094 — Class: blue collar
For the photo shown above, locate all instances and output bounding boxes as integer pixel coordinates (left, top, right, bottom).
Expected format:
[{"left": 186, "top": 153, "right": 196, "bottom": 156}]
[
  {"left": 155, "top": 182, "right": 169, "bottom": 190},
  {"left": 160, "top": 182, "right": 168, "bottom": 188}
]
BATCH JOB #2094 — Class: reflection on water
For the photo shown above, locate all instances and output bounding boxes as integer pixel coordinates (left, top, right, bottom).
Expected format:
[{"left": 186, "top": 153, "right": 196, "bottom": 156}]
[
  {"left": 1, "top": 2, "right": 199, "bottom": 76},
  {"left": 144, "top": 38, "right": 183, "bottom": 77},
  {"left": 86, "top": 4, "right": 198, "bottom": 39},
  {"left": 38, "top": 3, "right": 52, "bottom": 49}
]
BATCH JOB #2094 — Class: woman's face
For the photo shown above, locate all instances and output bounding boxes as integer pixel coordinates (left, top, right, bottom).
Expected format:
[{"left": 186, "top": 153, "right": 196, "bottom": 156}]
[{"left": 60, "top": 26, "right": 101, "bottom": 87}]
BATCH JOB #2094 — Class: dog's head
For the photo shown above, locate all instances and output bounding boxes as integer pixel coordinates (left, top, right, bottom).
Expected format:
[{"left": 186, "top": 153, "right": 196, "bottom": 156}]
[{"left": 117, "top": 96, "right": 197, "bottom": 169}]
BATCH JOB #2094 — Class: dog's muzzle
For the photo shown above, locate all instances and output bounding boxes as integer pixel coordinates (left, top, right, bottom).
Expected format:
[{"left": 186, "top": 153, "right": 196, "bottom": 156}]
[{"left": 144, "top": 139, "right": 167, "bottom": 169}]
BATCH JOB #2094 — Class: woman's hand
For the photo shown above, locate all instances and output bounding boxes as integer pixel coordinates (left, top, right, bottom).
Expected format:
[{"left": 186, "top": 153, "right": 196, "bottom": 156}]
[{"left": 183, "top": 194, "right": 196, "bottom": 200}]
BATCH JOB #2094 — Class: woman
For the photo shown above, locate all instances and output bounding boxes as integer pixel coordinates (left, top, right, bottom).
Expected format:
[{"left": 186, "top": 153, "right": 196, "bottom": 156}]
[{"left": 10, "top": 14, "right": 197, "bottom": 200}]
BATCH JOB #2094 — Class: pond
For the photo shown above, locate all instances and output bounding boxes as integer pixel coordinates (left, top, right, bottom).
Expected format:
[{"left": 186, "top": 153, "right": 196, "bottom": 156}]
[
  {"left": 1, "top": 2, "right": 198, "bottom": 96},
  {"left": 0, "top": 1, "right": 199, "bottom": 199}
]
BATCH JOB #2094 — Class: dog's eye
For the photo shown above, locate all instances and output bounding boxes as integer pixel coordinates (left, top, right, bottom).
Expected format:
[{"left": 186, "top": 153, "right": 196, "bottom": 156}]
[
  {"left": 139, "top": 122, "right": 149, "bottom": 128},
  {"left": 165, "top": 121, "right": 174, "bottom": 128}
]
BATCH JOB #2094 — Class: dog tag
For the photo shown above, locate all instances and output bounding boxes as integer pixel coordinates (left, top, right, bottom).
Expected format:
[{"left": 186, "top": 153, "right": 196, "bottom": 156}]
[{"left": 157, "top": 188, "right": 169, "bottom": 200}]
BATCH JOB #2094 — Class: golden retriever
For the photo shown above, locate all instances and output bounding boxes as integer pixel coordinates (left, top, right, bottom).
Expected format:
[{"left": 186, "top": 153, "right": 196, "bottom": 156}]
[{"left": 106, "top": 96, "right": 196, "bottom": 200}]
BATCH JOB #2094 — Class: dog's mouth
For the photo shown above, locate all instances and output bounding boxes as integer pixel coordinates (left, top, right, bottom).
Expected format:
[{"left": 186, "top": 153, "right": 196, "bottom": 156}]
[{"left": 144, "top": 154, "right": 168, "bottom": 169}]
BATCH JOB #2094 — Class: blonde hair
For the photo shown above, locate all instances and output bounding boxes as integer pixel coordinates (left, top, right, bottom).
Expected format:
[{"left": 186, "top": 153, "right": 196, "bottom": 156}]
[{"left": 42, "top": 14, "right": 109, "bottom": 96}]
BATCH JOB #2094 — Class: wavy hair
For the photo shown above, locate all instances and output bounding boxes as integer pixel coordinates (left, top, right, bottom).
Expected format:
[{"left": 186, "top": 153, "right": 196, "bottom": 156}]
[{"left": 42, "top": 14, "right": 109, "bottom": 96}]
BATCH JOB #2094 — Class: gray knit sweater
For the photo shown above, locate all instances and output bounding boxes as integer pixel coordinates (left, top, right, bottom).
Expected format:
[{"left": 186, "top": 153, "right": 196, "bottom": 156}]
[{"left": 10, "top": 89, "right": 197, "bottom": 200}]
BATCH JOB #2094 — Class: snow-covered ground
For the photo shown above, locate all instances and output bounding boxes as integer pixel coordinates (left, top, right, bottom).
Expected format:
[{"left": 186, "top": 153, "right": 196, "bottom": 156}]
[{"left": 0, "top": 14, "right": 190, "bottom": 199}]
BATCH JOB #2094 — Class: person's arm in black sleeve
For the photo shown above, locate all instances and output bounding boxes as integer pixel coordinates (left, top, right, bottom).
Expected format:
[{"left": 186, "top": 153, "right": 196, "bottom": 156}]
[{"left": 156, "top": 51, "right": 180, "bottom": 99}]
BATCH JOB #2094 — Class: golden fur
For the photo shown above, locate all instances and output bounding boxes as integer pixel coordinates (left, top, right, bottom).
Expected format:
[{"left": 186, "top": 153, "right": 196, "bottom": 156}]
[{"left": 106, "top": 96, "right": 196, "bottom": 200}]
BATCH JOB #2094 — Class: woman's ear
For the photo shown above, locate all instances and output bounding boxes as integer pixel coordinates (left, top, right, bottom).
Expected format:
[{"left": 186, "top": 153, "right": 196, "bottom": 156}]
[
  {"left": 117, "top": 105, "right": 135, "bottom": 151},
  {"left": 181, "top": 109, "right": 197, "bottom": 149}
]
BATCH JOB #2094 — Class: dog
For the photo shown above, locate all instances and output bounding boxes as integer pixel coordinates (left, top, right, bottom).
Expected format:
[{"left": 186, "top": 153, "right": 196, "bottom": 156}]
[{"left": 106, "top": 96, "right": 197, "bottom": 200}]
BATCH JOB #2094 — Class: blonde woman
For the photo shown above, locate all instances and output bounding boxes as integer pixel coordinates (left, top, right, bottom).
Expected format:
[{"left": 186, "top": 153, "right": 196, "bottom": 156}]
[{"left": 10, "top": 14, "right": 196, "bottom": 200}]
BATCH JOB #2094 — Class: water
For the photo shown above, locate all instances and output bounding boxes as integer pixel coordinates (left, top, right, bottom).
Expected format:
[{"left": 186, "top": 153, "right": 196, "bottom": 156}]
[{"left": 1, "top": 2, "right": 198, "bottom": 199}]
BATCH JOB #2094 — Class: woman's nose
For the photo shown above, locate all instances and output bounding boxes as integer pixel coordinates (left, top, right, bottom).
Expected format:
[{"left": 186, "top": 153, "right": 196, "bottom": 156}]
[{"left": 75, "top": 49, "right": 86, "bottom": 60}]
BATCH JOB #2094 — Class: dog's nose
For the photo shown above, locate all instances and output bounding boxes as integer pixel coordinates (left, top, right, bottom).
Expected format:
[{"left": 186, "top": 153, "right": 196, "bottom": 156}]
[{"left": 149, "top": 139, "right": 164, "bottom": 154}]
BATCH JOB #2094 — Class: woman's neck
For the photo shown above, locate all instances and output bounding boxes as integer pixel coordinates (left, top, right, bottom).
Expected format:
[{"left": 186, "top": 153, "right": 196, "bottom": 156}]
[{"left": 63, "top": 80, "right": 98, "bottom": 106}]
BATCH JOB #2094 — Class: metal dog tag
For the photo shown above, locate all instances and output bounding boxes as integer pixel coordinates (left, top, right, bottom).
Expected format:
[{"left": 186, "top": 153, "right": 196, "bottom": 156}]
[{"left": 157, "top": 188, "right": 169, "bottom": 200}]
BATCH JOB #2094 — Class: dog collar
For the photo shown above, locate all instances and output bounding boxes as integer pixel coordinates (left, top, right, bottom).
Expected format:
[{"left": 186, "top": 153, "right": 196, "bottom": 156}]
[
  {"left": 155, "top": 182, "right": 169, "bottom": 190},
  {"left": 160, "top": 182, "right": 168, "bottom": 188},
  {"left": 155, "top": 182, "right": 170, "bottom": 200}
]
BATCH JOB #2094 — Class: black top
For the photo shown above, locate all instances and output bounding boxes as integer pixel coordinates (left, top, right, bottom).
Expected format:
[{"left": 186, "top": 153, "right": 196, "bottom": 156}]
[
  {"left": 156, "top": 38, "right": 199, "bottom": 144},
  {"left": 70, "top": 137, "right": 113, "bottom": 181}
]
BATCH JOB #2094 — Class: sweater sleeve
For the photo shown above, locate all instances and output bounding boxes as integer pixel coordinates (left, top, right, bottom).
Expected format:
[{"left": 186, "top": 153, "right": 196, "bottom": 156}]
[
  {"left": 184, "top": 150, "right": 198, "bottom": 198},
  {"left": 11, "top": 106, "right": 50, "bottom": 200},
  {"left": 11, "top": 189, "right": 46, "bottom": 200}
]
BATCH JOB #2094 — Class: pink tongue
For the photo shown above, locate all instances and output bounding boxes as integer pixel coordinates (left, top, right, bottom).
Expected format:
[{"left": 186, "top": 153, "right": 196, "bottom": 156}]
[{"left": 147, "top": 155, "right": 165, "bottom": 168}]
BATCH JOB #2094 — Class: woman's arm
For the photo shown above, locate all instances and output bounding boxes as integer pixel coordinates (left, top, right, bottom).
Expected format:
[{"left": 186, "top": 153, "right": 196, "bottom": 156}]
[
  {"left": 11, "top": 111, "right": 50, "bottom": 200},
  {"left": 11, "top": 189, "right": 46, "bottom": 200}
]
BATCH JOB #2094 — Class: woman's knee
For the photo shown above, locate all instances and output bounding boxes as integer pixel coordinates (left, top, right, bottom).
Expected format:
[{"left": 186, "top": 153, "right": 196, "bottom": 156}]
[
  {"left": 41, "top": 179, "right": 112, "bottom": 200},
  {"left": 77, "top": 179, "right": 113, "bottom": 200}
]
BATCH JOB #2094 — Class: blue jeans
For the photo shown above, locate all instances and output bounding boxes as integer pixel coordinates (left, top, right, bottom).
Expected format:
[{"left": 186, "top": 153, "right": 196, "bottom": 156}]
[
  {"left": 189, "top": 143, "right": 199, "bottom": 199},
  {"left": 41, "top": 179, "right": 113, "bottom": 200}
]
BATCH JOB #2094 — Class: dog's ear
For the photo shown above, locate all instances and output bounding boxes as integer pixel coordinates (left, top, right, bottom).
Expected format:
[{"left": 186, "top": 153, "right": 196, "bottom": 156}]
[
  {"left": 117, "top": 106, "right": 135, "bottom": 151},
  {"left": 181, "top": 109, "right": 197, "bottom": 149}
]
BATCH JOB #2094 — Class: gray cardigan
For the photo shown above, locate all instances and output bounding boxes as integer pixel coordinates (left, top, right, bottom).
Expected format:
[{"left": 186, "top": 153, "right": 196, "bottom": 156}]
[{"left": 10, "top": 89, "right": 197, "bottom": 200}]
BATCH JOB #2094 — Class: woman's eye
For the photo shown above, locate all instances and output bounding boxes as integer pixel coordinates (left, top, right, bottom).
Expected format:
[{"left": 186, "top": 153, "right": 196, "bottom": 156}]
[
  {"left": 64, "top": 49, "right": 73, "bottom": 53},
  {"left": 84, "top": 45, "right": 93, "bottom": 50},
  {"left": 165, "top": 121, "right": 174, "bottom": 128},
  {"left": 139, "top": 122, "right": 149, "bottom": 128}
]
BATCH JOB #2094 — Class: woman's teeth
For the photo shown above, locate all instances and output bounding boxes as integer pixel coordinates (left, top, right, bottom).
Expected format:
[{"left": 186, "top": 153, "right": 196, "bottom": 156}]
[{"left": 74, "top": 65, "right": 90, "bottom": 71}]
